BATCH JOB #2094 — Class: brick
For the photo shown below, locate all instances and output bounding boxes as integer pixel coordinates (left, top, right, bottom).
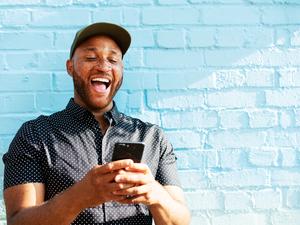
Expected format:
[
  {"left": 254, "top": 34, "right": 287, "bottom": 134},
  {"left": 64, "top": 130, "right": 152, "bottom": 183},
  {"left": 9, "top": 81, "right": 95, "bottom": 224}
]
[
  {"left": 128, "top": 91, "right": 143, "bottom": 109},
  {"left": 266, "top": 89, "right": 300, "bottom": 107},
  {"left": 186, "top": 191, "right": 223, "bottom": 210},
  {"left": 219, "top": 149, "right": 247, "bottom": 169},
  {"left": 262, "top": 6, "right": 300, "bottom": 25},
  {"left": 0, "top": 0, "right": 40, "bottom": 5},
  {"left": 179, "top": 170, "right": 208, "bottom": 189},
  {"left": 156, "top": 30, "right": 185, "bottom": 48},
  {"left": 6, "top": 52, "right": 39, "bottom": 70},
  {"left": 142, "top": 7, "right": 200, "bottom": 25},
  {"left": 279, "top": 68, "right": 300, "bottom": 87},
  {"left": 245, "top": 69, "right": 275, "bottom": 87},
  {"left": 45, "top": 0, "right": 72, "bottom": 6},
  {"left": 190, "top": 215, "right": 209, "bottom": 225},
  {"left": 286, "top": 189, "right": 300, "bottom": 208},
  {"left": 187, "top": 27, "right": 215, "bottom": 47},
  {"left": 165, "top": 130, "right": 203, "bottom": 149},
  {"left": 271, "top": 170, "right": 300, "bottom": 186},
  {"left": 253, "top": 189, "right": 281, "bottom": 209},
  {"left": 296, "top": 109, "right": 300, "bottom": 127},
  {"left": 1, "top": 10, "right": 30, "bottom": 26},
  {"left": 158, "top": 71, "right": 215, "bottom": 90},
  {"left": 53, "top": 72, "right": 73, "bottom": 91},
  {"left": 0, "top": 136, "right": 13, "bottom": 154},
  {"left": 272, "top": 210, "right": 300, "bottom": 225},
  {"left": 106, "top": 0, "right": 152, "bottom": 5},
  {"left": 0, "top": 73, "right": 51, "bottom": 92},
  {"left": 36, "top": 52, "right": 68, "bottom": 71},
  {"left": 128, "top": 111, "right": 160, "bottom": 125},
  {"left": 279, "top": 110, "right": 294, "bottom": 128},
  {"left": 280, "top": 148, "right": 299, "bottom": 167},
  {"left": 147, "top": 91, "right": 205, "bottom": 110},
  {"left": 275, "top": 28, "right": 290, "bottom": 46},
  {"left": 202, "top": 6, "right": 260, "bottom": 25},
  {"left": 267, "top": 130, "right": 300, "bottom": 147},
  {"left": 212, "top": 213, "right": 267, "bottom": 225},
  {"left": 123, "top": 8, "right": 140, "bottom": 26},
  {"left": 0, "top": 32, "right": 53, "bottom": 50},
  {"left": 214, "top": 70, "right": 245, "bottom": 89},
  {"left": 217, "top": 26, "right": 274, "bottom": 47},
  {"left": 208, "top": 130, "right": 266, "bottom": 149},
  {"left": 114, "top": 90, "right": 128, "bottom": 113},
  {"left": 127, "top": 29, "right": 154, "bottom": 48},
  {"left": 161, "top": 111, "right": 218, "bottom": 129},
  {"left": 219, "top": 110, "right": 248, "bottom": 129},
  {"left": 145, "top": 49, "right": 204, "bottom": 68},
  {"left": 224, "top": 191, "right": 252, "bottom": 210},
  {"left": 92, "top": 8, "right": 122, "bottom": 24},
  {"left": 123, "top": 49, "right": 143, "bottom": 68},
  {"left": 248, "top": 110, "right": 278, "bottom": 128},
  {"left": 122, "top": 71, "right": 157, "bottom": 90},
  {"left": 0, "top": 116, "right": 35, "bottom": 135},
  {"left": 291, "top": 30, "right": 300, "bottom": 46},
  {"left": 176, "top": 149, "right": 218, "bottom": 169},
  {"left": 248, "top": 148, "right": 278, "bottom": 167},
  {"left": 32, "top": 9, "right": 90, "bottom": 27},
  {"left": 205, "top": 48, "right": 300, "bottom": 67},
  {"left": 158, "top": 0, "right": 187, "bottom": 4},
  {"left": 54, "top": 32, "right": 76, "bottom": 50},
  {"left": 36, "top": 93, "right": 72, "bottom": 112},
  {"left": 0, "top": 94, "right": 35, "bottom": 113},
  {"left": 207, "top": 90, "right": 257, "bottom": 108},
  {"left": 210, "top": 169, "right": 269, "bottom": 188}
]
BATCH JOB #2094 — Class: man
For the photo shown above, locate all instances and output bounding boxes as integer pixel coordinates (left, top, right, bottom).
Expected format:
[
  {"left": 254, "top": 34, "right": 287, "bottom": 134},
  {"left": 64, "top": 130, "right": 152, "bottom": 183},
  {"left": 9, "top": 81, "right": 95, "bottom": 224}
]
[{"left": 3, "top": 22, "right": 190, "bottom": 225}]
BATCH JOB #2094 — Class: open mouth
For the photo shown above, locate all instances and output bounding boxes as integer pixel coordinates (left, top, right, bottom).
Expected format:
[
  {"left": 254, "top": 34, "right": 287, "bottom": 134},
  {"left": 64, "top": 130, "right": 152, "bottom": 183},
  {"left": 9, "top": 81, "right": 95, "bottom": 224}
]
[{"left": 91, "top": 77, "right": 111, "bottom": 93}]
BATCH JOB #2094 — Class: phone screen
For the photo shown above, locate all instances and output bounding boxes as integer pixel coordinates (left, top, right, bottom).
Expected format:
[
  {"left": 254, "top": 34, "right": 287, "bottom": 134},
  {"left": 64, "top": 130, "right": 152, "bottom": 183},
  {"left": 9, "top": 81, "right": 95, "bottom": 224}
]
[{"left": 112, "top": 142, "right": 145, "bottom": 163}]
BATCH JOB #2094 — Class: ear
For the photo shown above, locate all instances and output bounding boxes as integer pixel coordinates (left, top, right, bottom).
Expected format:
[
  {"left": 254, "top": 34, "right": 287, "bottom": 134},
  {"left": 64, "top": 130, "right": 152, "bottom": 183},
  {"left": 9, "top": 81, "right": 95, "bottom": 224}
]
[{"left": 66, "top": 59, "right": 74, "bottom": 77}]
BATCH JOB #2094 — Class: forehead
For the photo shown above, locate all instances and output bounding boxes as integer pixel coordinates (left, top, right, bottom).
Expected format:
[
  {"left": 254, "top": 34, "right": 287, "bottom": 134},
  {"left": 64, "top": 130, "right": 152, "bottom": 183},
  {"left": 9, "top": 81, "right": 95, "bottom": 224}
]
[{"left": 75, "top": 35, "right": 122, "bottom": 56}]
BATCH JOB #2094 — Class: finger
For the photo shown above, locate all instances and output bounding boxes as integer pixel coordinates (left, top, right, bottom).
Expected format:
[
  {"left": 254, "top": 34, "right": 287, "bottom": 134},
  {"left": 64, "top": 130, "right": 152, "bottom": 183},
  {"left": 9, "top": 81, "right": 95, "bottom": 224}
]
[
  {"left": 114, "top": 173, "right": 150, "bottom": 184},
  {"left": 97, "top": 160, "right": 134, "bottom": 174},
  {"left": 125, "top": 163, "right": 150, "bottom": 173},
  {"left": 113, "top": 184, "right": 149, "bottom": 196}
]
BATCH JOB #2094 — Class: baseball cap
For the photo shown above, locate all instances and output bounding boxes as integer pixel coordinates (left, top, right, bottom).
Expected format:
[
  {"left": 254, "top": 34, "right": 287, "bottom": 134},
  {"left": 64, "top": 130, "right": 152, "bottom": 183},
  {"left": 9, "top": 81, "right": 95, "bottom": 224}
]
[{"left": 69, "top": 22, "right": 131, "bottom": 58}]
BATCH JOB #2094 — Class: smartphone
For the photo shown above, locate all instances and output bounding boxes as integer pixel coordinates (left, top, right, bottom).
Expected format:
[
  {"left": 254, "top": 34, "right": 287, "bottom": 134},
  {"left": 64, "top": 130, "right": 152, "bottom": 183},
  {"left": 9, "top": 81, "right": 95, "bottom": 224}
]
[{"left": 112, "top": 142, "right": 145, "bottom": 163}]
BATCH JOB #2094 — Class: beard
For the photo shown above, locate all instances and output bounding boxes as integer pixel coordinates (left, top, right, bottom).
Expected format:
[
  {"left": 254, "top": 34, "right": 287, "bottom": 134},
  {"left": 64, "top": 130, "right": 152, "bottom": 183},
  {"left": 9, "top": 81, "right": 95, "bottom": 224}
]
[{"left": 72, "top": 70, "right": 123, "bottom": 112}]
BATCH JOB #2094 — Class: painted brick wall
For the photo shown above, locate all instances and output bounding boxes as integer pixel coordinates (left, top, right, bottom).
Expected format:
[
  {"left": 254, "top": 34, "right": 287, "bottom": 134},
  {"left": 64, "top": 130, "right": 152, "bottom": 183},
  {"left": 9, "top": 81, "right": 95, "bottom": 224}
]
[{"left": 0, "top": 0, "right": 300, "bottom": 224}]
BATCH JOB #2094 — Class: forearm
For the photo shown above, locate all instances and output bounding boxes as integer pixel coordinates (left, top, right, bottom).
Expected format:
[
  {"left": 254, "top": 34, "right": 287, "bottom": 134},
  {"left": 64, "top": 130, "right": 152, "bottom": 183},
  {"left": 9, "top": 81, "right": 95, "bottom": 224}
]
[
  {"left": 8, "top": 185, "right": 85, "bottom": 225},
  {"left": 149, "top": 187, "right": 191, "bottom": 225}
]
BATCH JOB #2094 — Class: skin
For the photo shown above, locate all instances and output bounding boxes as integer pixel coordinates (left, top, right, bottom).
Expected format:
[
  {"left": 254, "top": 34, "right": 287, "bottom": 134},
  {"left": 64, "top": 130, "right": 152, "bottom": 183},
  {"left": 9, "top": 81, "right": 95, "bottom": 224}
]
[{"left": 4, "top": 35, "right": 191, "bottom": 225}]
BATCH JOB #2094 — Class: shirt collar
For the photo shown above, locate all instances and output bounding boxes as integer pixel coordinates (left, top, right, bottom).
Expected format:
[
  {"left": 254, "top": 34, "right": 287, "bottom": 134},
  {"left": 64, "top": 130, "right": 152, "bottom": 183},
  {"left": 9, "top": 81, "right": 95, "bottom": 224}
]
[{"left": 65, "top": 98, "right": 122, "bottom": 125}]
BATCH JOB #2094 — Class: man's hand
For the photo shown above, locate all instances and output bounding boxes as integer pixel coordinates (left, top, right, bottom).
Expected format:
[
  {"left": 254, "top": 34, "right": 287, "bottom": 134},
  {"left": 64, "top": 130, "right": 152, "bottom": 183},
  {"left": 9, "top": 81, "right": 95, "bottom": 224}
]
[
  {"left": 111, "top": 163, "right": 168, "bottom": 205},
  {"left": 74, "top": 159, "right": 136, "bottom": 208}
]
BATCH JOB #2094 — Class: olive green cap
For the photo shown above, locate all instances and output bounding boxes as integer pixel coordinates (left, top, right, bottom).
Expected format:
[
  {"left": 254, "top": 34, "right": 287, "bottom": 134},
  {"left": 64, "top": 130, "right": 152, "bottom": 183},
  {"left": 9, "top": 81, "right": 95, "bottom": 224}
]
[{"left": 69, "top": 22, "right": 131, "bottom": 58}]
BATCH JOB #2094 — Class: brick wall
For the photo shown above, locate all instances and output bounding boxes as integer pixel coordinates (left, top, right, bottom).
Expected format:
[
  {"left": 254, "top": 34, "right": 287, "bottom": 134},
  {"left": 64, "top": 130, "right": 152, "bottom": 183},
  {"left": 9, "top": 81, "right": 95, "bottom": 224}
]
[{"left": 0, "top": 0, "right": 300, "bottom": 224}]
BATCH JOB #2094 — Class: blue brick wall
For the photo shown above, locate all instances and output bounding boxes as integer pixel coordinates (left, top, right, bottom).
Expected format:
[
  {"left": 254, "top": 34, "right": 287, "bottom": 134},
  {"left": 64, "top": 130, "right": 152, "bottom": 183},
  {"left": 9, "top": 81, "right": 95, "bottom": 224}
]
[{"left": 0, "top": 0, "right": 300, "bottom": 224}]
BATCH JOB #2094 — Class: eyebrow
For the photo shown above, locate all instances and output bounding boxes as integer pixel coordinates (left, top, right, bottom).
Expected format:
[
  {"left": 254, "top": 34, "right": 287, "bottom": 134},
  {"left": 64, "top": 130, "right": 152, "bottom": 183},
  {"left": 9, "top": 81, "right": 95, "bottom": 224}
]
[{"left": 83, "top": 47, "right": 121, "bottom": 56}]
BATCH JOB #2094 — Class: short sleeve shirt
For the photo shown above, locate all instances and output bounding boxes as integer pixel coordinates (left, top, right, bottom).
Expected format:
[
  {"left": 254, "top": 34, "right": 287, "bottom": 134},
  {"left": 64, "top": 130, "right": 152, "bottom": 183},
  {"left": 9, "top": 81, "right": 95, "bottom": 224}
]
[{"left": 3, "top": 98, "right": 181, "bottom": 225}]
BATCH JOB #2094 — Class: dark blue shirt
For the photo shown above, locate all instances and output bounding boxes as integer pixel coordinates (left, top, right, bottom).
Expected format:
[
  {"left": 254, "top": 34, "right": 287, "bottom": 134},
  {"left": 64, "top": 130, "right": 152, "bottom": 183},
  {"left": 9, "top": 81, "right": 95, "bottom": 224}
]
[{"left": 3, "top": 98, "right": 180, "bottom": 225}]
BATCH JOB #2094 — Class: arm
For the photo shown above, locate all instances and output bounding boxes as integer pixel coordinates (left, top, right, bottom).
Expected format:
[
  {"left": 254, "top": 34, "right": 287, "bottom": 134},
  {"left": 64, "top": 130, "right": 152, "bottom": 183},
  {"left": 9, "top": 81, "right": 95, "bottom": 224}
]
[
  {"left": 113, "top": 163, "right": 191, "bottom": 225},
  {"left": 4, "top": 160, "right": 135, "bottom": 225}
]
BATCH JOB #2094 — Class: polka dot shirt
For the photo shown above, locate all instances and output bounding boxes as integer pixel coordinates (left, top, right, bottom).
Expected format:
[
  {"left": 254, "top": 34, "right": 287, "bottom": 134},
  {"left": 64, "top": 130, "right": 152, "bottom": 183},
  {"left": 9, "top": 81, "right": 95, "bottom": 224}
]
[{"left": 3, "top": 98, "right": 181, "bottom": 224}]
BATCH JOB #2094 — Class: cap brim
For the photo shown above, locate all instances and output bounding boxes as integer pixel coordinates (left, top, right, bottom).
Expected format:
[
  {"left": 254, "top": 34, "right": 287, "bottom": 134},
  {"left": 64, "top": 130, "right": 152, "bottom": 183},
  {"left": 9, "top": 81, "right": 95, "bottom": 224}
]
[{"left": 70, "top": 22, "right": 131, "bottom": 58}]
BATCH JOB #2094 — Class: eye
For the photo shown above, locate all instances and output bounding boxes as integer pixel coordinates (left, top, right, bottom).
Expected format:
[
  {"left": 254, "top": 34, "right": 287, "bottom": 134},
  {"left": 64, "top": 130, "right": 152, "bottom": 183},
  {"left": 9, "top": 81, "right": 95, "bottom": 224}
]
[
  {"left": 86, "top": 56, "right": 97, "bottom": 61},
  {"left": 108, "top": 58, "right": 119, "bottom": 64}
]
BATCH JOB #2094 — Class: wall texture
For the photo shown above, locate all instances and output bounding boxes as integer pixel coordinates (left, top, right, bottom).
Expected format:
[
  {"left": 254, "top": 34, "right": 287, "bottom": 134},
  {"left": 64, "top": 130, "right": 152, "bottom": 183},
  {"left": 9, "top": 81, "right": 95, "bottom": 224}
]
[{"left": 0, "top": 0, "right": 300, "bottom": 224}]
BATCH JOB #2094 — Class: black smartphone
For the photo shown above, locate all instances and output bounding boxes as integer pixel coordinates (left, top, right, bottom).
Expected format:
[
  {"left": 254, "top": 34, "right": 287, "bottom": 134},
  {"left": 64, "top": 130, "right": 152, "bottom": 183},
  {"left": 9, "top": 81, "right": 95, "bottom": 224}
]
[{"left": 112, "top": 142, "right": 145, "bottom": 163}]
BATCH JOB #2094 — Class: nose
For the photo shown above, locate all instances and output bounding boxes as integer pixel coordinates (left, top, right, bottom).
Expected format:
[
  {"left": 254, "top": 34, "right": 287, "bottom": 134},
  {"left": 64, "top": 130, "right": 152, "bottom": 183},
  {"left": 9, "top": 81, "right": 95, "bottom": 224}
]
[{"left": 94, "top": 59, "right": 112, "bottom": 72}]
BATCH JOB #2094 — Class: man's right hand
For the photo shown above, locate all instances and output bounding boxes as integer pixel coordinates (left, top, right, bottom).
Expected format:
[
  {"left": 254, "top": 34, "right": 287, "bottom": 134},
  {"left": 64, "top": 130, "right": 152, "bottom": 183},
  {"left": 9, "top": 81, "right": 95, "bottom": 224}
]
[{"left": 73, "top": 159, "right": 135, "bottom": 208}]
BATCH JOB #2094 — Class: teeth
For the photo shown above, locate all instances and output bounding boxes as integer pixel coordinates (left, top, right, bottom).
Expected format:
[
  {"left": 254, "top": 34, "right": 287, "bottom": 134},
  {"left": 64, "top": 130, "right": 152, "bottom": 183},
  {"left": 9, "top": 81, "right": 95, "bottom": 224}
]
[{"left": 91, "top": 78, "right": 109, "bottom": 83}]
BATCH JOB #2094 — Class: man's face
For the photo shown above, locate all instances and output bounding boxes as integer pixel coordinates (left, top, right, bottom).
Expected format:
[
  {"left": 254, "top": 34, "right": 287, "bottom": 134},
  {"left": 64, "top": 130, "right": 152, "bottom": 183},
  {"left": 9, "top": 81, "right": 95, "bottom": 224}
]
[{"left": 67, "top": 35, "right": 123, "bottom": 112}]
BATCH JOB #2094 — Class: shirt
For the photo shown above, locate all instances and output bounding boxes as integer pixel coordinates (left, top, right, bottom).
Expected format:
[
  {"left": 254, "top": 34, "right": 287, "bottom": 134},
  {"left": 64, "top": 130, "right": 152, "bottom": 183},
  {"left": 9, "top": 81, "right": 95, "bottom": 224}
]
[{"left": 3, "top": 98, "right": 180, "bottom": 225}]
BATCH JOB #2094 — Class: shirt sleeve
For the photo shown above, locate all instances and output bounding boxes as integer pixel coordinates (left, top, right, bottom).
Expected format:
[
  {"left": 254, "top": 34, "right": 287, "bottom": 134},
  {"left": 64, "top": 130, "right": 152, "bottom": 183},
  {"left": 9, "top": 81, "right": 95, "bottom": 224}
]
[
  {"left": 2, "top": 121, "right": 45, "bottom": 190},
  {"left": 155, "top": 128, "right": 181, "bottom": 187}
]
